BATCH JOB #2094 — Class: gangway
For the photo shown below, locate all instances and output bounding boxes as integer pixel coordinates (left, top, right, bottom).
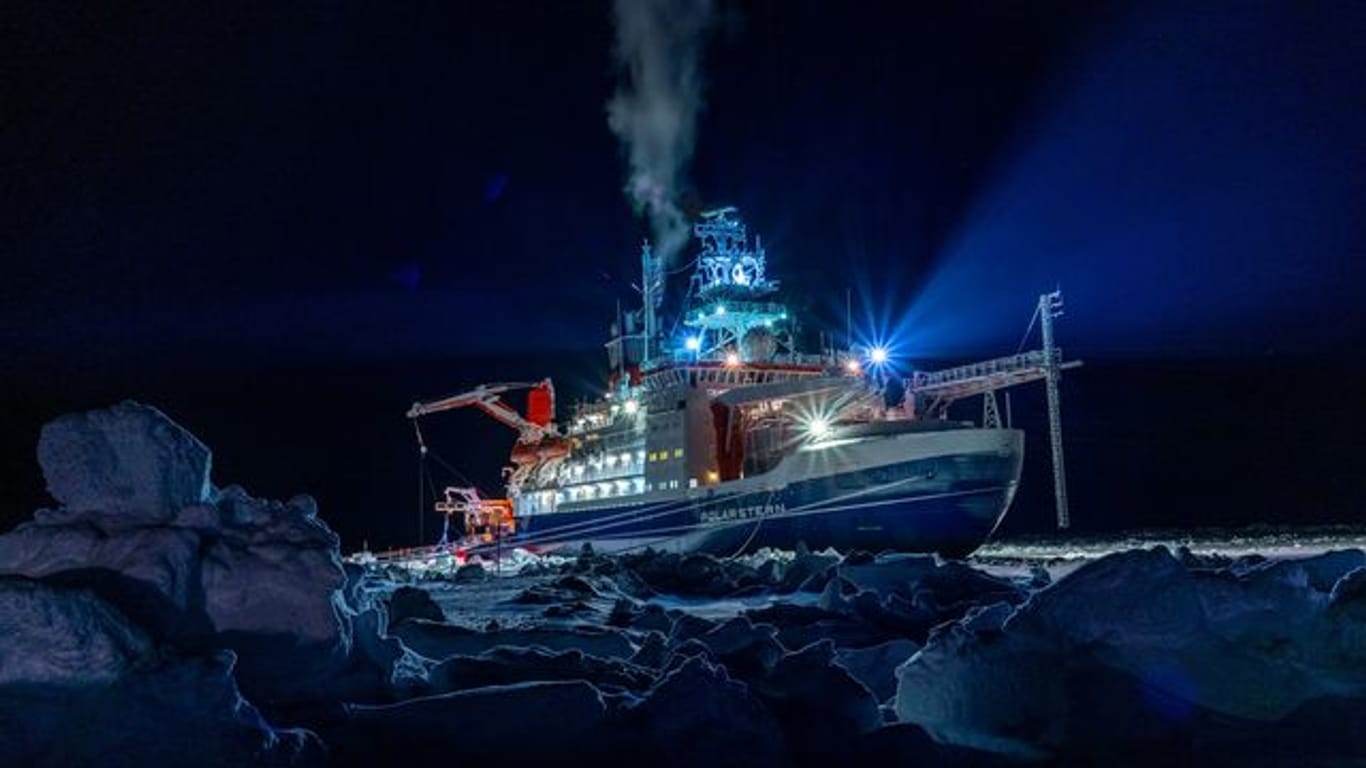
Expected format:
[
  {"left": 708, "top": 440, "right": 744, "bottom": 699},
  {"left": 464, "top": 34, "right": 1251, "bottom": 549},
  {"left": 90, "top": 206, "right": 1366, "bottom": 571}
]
[{"left": 908, "top": 349, "right": 1081, "bottom": 416}]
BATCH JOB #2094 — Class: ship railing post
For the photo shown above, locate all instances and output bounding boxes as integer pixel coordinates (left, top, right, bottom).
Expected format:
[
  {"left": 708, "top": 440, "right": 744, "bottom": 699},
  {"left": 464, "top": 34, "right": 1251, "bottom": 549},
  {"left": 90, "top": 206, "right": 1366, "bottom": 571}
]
[{"left": 983, "top": 390, "right": 1001, "bottom": 429}]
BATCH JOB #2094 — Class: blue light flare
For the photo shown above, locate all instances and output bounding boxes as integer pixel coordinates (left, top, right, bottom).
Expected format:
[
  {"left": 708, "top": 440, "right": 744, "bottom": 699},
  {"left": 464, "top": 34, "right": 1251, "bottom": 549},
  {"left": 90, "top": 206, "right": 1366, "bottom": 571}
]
[{"left": 907, "top": 2, "right": 1364, "bottom": 360}]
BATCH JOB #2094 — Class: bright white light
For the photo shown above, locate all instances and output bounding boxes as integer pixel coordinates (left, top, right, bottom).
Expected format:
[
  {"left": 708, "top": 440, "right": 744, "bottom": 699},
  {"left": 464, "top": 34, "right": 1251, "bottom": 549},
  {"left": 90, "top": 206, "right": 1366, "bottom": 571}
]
[
  {"left": 684, "top": 336, "right": 701, "bottom": 352},
  {"left": 623, "top": 399, "right": 639, "bottom": 415},
  {"left": 870, "top": 346, "right": 889, "bottom": 364},
  {"left": 724, "top": 352, "right": 740, "bottom": 367},
  {"left": 807, "top": 418, "right": 831, "bottom": 439},
  {"left": 716, "top": 305, "right": 727, "bottom": 315},
  {"left": 844, "top": 359, "right": 861, "bottom": 374}
]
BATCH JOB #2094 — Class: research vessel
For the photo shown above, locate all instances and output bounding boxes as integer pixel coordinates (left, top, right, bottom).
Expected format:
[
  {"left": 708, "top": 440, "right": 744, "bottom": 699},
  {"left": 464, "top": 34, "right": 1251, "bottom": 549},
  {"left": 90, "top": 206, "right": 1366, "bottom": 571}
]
[{"left": 406, "top": 208, "right": 1076, "bottom": 559}]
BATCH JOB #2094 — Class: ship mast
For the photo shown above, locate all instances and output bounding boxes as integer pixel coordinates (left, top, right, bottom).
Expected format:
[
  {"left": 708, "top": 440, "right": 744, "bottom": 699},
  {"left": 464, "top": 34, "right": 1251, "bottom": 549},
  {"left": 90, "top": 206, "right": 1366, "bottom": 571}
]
[{"left": 640, "top": 241, "right": 662, "bottom": 364}]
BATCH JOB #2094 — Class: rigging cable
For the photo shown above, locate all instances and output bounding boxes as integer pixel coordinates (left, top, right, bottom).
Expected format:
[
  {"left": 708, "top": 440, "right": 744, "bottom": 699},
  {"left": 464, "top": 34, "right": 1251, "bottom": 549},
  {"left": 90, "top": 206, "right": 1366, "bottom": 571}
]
[
  {"left": 414, "top": 421, "right": 427, "bottom": 546},
  {"left": 412, "top": 417, "right": 482, "bottom": 547},
  {"left": 425, "top": 448, "right": 479, "bottom": 494},
  {"left": 666, "top": 255, "right": 699, "bottom": 275},
  {"left": 1015, "top": 302, "right": 1041, "bottom": 354},
  {"left": 727, "top": 489, "right": 775, "bottom": 559},
  {"left": 665, "top": 270, "right": 701, "bottom": 342}
]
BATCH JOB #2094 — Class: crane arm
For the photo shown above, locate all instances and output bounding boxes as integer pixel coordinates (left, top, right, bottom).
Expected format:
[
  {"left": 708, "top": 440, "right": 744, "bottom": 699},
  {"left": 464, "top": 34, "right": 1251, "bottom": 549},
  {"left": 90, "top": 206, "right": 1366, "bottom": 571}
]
[
  {"left": 473, "top": 398, "right": 544, "bottom": 441},
  {"left": 406, "top": 382, "right": 532, "bottom": 419},
  {"left": 406, "top": 380, "right": 557, "bottom": 444}
]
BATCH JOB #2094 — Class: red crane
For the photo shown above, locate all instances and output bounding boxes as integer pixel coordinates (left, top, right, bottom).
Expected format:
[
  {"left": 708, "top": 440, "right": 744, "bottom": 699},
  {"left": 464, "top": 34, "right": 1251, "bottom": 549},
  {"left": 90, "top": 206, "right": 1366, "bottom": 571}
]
[{"left": 406, "top": 379, "right": 570, "bottom": 493}]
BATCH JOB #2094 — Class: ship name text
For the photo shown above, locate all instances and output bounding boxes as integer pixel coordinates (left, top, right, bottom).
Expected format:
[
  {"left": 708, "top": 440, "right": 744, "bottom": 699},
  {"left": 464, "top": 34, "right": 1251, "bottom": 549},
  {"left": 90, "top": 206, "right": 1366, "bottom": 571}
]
[{"left": 700, "top": 501, "right": 787, "bottom": 524}]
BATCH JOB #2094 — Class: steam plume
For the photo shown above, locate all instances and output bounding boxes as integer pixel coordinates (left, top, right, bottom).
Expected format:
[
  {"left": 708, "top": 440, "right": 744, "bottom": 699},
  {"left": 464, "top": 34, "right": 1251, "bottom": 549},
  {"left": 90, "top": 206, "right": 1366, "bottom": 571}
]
[{"left": 607, "top": 0, "right": 713, "bottom": 264}]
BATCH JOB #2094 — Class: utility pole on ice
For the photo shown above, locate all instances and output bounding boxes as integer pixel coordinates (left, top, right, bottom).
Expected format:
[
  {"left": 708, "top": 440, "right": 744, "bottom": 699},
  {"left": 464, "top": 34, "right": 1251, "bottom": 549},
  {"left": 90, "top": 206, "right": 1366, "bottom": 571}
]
[{"left": 1039, "top": 290, "right": 1070, "bottom": 530}]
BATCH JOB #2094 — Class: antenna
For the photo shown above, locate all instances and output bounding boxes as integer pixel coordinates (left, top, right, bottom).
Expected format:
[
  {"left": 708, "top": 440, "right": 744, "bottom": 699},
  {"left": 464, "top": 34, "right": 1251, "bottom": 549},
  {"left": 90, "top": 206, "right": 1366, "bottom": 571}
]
[
  {"left": 615, "top": 299, "right": 625, "bottom": 379},
  {"left": 639, "top": 240, "right": 660, "bottom": 364},
  {"left": 846, "top": 287, "right": 853, "bottom": 350}
]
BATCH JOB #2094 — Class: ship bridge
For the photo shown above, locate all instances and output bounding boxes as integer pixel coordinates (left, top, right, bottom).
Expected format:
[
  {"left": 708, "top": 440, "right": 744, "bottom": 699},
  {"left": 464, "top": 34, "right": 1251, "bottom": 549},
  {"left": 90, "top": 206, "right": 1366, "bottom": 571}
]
[{"left": 670, "top": 208, "right": 797, "bottom": 367}]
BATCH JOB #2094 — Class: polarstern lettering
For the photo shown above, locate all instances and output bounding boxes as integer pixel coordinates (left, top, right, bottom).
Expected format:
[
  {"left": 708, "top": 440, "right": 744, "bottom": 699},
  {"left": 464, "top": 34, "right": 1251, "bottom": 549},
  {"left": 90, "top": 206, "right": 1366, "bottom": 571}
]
[{"left": 699, "top": 502, "right": 786, "bottom": 524}]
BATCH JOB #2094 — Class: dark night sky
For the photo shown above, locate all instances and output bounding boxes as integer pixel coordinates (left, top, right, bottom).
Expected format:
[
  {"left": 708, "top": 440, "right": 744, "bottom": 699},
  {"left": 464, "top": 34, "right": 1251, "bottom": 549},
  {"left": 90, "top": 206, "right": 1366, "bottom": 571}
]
[{"left": 3, "top": 1, "right": 1364, "bottom": 548}]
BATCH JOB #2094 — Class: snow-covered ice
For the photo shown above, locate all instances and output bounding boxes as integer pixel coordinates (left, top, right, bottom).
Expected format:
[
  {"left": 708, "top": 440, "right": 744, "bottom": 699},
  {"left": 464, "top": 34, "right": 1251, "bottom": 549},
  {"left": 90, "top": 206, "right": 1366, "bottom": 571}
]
[
  {"left": 0, "top": 576, "right": 320, "bottom": 766},
  {"left": 895, "top": 546, "right": 1366, "bottom": 761},
  {"left": 0, "top": 576, "right": 153, "bottom": 687},
  {"left": 0, "top": 402, "right": 352, "bottom": 708},
  {"left": 36, "top": 400, "right": 214, "bottom": 523},
  {"left": 3, "top": 402, "right": 1365, "bottom": 765}
]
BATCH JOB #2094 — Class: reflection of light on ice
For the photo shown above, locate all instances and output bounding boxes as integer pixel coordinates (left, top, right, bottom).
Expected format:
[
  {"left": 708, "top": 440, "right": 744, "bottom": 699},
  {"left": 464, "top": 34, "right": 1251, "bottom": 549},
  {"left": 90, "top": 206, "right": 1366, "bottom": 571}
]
[
  {"left": 462, "top": 548, "right": 574, "bottom": 574},
  {"left": 731, "top": 546, "right": 841, "bottom": 568},
  {"left": 974, "top": 526, "right": 1366, "bottom": 578},
  {"left": 651, "top": 590, "right": 821, "bottom": 620},
  {"left": 345, "top": 545, "right": 576, "bottom": 576},
  {"left": 384, "top": 547, "right": 574, "bottom": 577}
]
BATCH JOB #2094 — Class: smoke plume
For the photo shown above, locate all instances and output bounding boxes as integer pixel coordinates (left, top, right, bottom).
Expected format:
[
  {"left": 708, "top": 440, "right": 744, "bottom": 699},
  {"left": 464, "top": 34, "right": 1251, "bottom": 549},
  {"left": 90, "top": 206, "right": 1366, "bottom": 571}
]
[{"left": 607, "top": 0, "right": 713, "bottom": 264}]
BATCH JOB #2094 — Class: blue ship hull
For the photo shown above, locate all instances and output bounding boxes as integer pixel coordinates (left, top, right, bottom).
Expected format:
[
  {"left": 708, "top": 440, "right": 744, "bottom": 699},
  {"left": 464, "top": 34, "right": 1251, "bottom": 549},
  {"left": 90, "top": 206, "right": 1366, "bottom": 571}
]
[{"left": 508, "top": 444, "right": 1021, "bottom": 558}]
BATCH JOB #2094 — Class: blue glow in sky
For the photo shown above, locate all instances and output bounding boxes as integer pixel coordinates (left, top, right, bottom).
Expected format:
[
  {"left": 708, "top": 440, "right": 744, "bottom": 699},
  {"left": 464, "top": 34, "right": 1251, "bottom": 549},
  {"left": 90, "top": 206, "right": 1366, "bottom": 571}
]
[{"left": 908, "top": 3, "right": 1364, "bottom": 361}]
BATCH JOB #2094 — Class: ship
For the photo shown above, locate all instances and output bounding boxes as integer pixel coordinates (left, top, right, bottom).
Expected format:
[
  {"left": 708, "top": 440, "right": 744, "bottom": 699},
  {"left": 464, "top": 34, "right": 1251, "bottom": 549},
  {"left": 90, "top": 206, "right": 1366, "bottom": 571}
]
[{"left": 404, "top": 208, "right": 1078, "bottom": 561}]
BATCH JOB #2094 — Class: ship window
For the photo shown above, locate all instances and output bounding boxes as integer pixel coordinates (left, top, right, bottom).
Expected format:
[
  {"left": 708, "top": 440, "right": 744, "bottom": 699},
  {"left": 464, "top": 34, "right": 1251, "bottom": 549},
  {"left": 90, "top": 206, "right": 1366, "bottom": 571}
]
[
  {"left": 673, "top": 448, "right": 684, "bottom": 458},
  {"left": 689, "top": 478, "right": 698, "bottom": 489}
]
